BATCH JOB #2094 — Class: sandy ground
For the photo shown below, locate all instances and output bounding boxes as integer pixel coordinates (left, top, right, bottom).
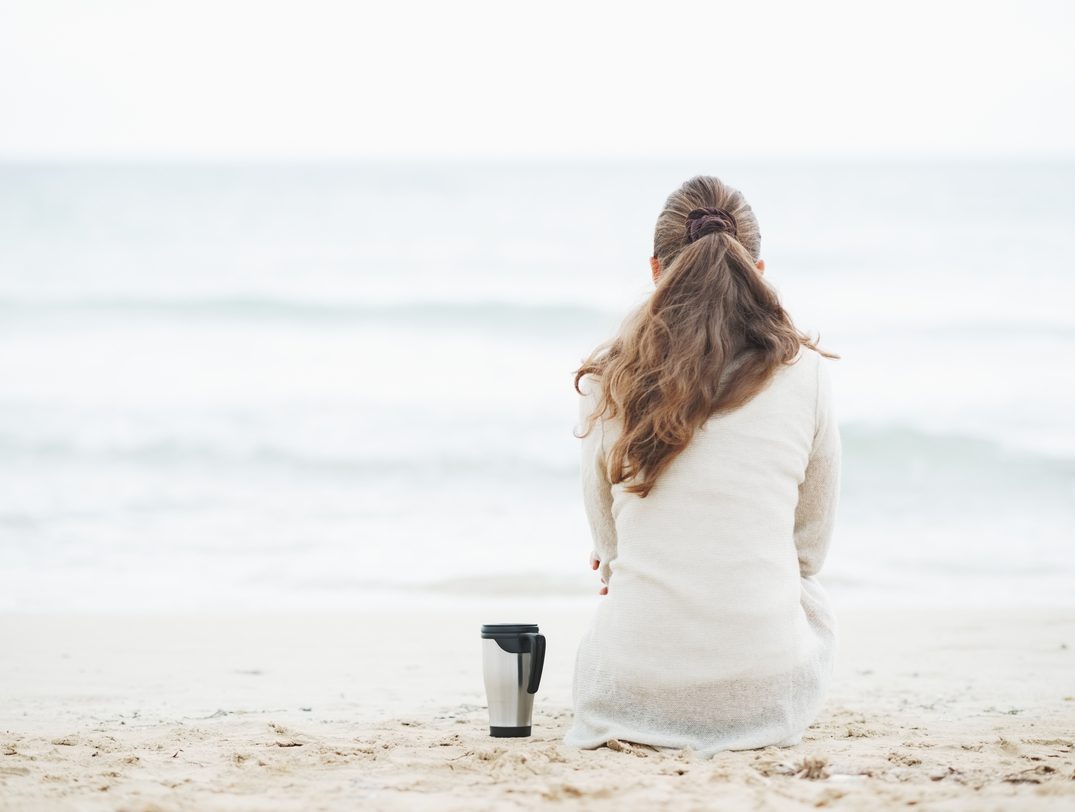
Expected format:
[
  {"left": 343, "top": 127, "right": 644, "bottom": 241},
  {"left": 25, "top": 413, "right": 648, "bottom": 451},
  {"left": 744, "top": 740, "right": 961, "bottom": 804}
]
[{"left": 1, "top": 608, "right": 1073, "bottom": 811}]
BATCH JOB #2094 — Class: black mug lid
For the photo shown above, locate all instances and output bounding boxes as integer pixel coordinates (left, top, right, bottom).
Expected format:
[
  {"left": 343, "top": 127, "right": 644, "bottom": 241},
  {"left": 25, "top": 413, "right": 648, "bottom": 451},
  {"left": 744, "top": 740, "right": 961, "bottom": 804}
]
[{"left": 481, "top": 623, "right": 538, "bottom": 637}]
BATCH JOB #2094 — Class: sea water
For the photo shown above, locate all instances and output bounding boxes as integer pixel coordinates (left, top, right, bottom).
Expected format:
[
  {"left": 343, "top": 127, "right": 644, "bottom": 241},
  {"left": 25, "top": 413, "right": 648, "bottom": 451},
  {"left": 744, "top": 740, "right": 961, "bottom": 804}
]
[{"left": 0, "top": 162, "right": 1072, "bottom": 611}]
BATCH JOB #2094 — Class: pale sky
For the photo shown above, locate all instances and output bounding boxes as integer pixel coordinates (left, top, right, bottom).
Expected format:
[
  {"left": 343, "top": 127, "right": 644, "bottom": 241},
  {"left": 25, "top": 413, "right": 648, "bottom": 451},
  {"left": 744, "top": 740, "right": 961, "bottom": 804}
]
[{"left": 0, "top": 0, "right": 1072, "bottom": 161}]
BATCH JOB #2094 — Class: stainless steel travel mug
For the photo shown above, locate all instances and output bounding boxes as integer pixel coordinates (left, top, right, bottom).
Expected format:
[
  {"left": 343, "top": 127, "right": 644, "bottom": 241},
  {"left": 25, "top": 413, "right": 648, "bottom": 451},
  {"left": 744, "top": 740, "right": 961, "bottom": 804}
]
[{"left": 480, "top": 623, "right": 546, "bottom": 737}]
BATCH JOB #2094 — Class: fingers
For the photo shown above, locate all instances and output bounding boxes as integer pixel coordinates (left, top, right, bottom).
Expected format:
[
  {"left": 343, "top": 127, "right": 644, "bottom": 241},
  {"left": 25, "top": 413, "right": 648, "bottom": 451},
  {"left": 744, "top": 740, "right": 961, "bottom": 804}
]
[
  {"left": 590, "top": 552, "right": 600, "bottom": 570},
  {"left": 599, "top": 585, "right": 608, "bottom": 596}
]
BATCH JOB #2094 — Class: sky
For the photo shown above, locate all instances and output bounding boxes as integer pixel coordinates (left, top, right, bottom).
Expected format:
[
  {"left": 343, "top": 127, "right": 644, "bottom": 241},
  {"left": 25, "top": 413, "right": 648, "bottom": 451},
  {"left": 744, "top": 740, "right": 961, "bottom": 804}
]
[{"left": 0, "top": 0, "right": 1072, "bottom": 161}]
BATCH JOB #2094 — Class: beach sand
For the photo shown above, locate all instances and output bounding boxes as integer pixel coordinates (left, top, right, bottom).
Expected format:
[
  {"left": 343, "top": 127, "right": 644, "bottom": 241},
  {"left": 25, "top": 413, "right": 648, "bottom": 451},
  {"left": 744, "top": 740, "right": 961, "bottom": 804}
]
[{"left": 1, "top": 608, "right": 1073, "bottom": 811}]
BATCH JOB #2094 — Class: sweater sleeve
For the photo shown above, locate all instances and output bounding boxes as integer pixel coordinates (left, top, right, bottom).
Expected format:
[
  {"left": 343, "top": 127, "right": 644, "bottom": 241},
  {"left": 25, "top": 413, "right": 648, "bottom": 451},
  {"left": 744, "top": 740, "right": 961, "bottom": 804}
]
[
  {"left": 794, "top": 356, "right": 841, "bottom": 578},
  {"left": 579, "top": 379, "right": 618, "bottom": 585}
]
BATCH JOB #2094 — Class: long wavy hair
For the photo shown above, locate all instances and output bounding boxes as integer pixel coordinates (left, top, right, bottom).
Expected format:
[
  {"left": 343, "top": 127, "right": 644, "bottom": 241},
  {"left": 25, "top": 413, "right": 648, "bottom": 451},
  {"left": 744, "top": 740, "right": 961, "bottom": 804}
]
[{"left": 575, "top": 175, "right": 836, "bottom": 498}]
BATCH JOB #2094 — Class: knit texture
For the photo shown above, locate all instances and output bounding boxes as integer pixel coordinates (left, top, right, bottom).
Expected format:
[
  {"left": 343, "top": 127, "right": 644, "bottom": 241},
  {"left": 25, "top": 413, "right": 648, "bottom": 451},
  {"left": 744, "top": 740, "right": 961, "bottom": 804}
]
[{"left": 565, "top": 348, "right": 840, "bottom": 757}]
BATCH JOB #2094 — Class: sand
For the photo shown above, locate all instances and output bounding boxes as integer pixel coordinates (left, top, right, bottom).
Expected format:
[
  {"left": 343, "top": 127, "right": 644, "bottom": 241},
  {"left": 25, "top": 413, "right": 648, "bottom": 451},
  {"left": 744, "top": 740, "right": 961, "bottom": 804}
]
[{"left": 1, "top": 608, "right": 1073, "bottom": 811}]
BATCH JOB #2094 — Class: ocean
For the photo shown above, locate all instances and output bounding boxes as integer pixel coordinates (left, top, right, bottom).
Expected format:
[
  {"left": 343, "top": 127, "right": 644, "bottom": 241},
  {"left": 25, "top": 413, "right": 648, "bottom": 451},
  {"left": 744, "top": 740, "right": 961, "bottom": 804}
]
[{"left": 1, "top": 162, "right": 1072, "bottom": 612}]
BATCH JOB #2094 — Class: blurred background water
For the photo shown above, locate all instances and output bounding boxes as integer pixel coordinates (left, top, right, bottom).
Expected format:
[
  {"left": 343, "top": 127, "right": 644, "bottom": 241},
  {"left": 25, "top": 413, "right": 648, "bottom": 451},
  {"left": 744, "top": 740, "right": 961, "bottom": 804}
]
[{"left": 0, "top": 161, "right": 1072, "bottom": 611}]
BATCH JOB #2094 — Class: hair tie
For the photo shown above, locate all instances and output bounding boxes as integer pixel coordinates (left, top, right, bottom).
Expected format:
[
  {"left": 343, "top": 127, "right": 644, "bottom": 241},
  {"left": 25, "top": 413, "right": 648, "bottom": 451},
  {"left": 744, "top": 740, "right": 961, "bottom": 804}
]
[{"left": 685, "top": 207, "right": 737, "bottom": 243}]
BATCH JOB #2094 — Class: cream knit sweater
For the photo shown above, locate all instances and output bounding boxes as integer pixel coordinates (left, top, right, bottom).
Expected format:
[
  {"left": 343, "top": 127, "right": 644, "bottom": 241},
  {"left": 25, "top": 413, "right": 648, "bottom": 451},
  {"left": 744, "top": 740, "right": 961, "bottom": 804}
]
[{"left": 564, "top": 348, "right": 840, "bottom": 757}]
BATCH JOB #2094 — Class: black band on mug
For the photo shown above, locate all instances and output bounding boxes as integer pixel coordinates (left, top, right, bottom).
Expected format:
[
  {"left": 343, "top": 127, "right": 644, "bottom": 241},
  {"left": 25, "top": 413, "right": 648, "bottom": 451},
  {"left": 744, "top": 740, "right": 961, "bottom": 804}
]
[{"left": 489, "top": 726, "right": 531, "bottom": 738}]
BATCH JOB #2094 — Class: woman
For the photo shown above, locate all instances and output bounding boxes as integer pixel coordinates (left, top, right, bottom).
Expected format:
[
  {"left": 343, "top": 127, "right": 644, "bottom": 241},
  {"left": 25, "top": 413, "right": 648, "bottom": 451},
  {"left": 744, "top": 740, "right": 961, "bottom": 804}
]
[{"left": 565, "top": 176, "right": 840, "bottom": 757}]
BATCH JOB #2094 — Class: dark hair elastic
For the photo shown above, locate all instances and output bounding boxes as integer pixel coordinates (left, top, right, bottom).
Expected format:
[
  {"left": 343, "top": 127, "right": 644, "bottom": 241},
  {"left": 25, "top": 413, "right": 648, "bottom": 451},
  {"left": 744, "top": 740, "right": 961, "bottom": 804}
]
[{"left": 685, "top": 207, "right": 737, "bottom": 243}]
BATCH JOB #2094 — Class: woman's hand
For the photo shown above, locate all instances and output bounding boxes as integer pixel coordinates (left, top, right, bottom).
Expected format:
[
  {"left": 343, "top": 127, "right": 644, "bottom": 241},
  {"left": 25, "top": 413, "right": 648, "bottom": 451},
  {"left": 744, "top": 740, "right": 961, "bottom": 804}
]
[{"left": 589, "top": 551, "right": 608, "bottom": 596}]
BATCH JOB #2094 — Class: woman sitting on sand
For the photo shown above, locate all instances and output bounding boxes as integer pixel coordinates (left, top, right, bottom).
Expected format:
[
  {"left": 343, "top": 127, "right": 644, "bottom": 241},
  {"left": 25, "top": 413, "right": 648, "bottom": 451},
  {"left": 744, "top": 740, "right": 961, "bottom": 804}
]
[{"left": 565, "top": 176, "right": 840, "bottom": 758}]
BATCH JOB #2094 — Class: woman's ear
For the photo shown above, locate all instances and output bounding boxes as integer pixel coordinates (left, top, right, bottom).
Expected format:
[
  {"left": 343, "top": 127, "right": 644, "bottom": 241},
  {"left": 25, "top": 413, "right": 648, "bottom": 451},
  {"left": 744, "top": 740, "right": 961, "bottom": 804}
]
[
  {"left": 755, "top": 259, "right": 765, "bottom": 276},
  {"left": 650, "top": 256, "right": 661, "bottom": 284}
]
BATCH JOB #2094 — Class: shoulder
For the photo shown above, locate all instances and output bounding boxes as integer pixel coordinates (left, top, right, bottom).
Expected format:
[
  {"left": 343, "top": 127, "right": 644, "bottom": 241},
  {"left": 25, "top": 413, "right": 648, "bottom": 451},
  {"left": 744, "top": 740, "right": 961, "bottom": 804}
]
[
  {"left": 773, "top": 346, "right": 821, "bottom": 390},
  {"left": 765, "top": 347, "right": 832, "bottom": 422},
  {"left": 793, "top": 346, "right": 822, "bottom": 370},
  {"left": 787, "top": 346, "right": 835, "bottom": 389},
  {"left": 799, "top": 347, "right": 835, "bottom": 393}
]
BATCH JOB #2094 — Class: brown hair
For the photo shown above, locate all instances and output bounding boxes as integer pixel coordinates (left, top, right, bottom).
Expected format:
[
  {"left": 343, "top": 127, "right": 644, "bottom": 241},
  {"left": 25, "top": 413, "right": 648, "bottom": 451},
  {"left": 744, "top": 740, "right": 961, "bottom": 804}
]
[{"left": 574, "top": 175, "right": 835, "bottom": 498}]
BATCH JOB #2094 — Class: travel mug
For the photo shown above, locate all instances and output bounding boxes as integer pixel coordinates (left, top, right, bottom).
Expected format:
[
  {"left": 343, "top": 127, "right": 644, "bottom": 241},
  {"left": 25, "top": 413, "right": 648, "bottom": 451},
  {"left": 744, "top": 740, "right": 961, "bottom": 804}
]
[{"left": 480, "top": 623, "right": 546, "bottom": 737}]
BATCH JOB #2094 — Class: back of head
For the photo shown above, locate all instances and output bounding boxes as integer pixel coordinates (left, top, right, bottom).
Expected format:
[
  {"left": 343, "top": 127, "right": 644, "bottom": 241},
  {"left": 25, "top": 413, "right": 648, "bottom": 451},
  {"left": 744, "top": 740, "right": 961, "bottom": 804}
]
[
  {"left": 576, "top": 175, "right": 832, "bottom": 498},
  {"left": 653, "top": 175, "right": 762, "bottom": 270}
]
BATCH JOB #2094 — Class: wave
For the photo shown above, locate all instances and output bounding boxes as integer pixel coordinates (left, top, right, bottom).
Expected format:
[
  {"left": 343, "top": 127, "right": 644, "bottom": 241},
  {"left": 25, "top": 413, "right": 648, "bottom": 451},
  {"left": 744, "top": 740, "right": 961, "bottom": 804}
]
[
  {"left": 840, "top": 423, "right": 1075, "bottom": 475},
  {"left": 4, "top": 297, "right": 1075, "bottom": 340},
  {"left": 1, "top": 422, "right": 1073, "bottom": 488},
  {"left": 0, "top": 435, "right": 580, "bottom": 479},
  {"left": 0, "top": 297, "right": 620, "bottom": 334}
]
